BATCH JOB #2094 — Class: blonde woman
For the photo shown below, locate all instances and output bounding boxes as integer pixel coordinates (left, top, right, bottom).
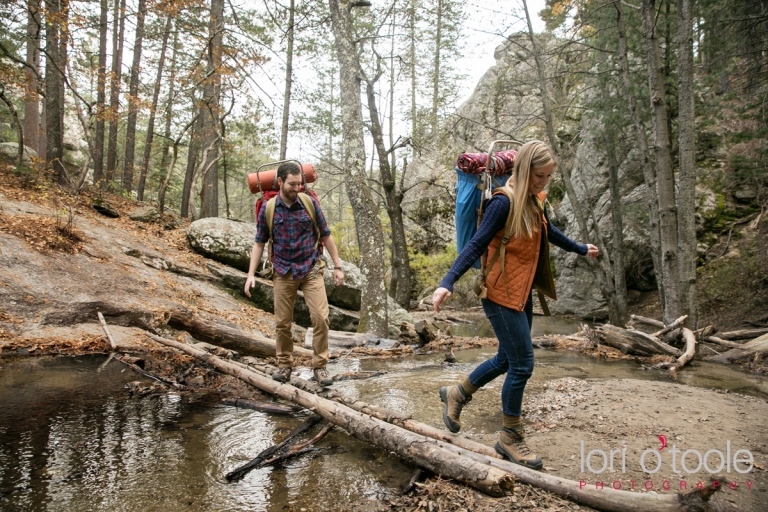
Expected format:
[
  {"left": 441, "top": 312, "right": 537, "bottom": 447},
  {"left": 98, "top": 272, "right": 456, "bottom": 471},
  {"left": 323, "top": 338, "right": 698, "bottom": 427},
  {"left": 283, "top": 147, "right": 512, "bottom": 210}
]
[{"left": 432, "top": 141, "right": 599, "bottom": 470}]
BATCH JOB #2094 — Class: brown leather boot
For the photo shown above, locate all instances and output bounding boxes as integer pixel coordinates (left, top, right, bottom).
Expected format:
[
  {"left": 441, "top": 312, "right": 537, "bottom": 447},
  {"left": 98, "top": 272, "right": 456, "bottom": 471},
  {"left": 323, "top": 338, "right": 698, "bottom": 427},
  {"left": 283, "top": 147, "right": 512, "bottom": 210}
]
[
  {"left": 272, "top": 367, "right": 292, "bottom": 383},
  {"left": 495, "top": 426, "right": 543, "bottom": 470},
  {"left": 439, "top": 385, "right": 471, "bottom": 433}
]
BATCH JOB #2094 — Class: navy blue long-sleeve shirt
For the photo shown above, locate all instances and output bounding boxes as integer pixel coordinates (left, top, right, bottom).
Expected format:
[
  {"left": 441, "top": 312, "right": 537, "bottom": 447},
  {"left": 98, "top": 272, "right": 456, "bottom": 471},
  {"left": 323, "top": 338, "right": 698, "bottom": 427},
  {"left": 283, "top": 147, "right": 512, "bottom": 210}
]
[{"left": 439, "top": 195, "right": 587, "bottom": 292}]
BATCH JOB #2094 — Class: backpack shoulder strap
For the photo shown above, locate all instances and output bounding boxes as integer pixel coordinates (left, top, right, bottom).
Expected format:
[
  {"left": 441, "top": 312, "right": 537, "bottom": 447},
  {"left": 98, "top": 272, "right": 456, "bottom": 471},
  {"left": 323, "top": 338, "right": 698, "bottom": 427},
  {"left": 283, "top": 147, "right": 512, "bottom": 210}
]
[
  {"left": 481, "top": 188, "right": 516, "bottom": 297},
  {"left": 297, "top": 193, "right": 321, "bottom": 251},
  {"left": 265, "top": 197, "right": 277, "bottom": 261}
]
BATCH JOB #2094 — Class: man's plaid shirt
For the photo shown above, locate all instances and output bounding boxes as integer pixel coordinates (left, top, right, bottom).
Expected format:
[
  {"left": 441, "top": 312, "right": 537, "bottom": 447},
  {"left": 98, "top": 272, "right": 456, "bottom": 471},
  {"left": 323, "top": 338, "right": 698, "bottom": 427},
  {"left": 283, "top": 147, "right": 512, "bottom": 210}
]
[{"left": 255, "top": 193, "right": 331, "bottom": 280}]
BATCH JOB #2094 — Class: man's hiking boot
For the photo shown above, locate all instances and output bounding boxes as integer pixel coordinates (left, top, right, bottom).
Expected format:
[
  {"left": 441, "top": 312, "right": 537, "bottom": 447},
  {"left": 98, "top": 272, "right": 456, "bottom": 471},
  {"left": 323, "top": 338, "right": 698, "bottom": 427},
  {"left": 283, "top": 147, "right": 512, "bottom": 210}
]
[
  {"left": 495, "top": 426, "right": 543, "bottom": 470},
  {"left": 439, "top": 385, "right": 471, "bottom": 433},
  {"left": 314, "top": 368, "right": 333, "bottom": 386},
  {"left": 272, "top": 367, "right": 292, "bottom": 383}
]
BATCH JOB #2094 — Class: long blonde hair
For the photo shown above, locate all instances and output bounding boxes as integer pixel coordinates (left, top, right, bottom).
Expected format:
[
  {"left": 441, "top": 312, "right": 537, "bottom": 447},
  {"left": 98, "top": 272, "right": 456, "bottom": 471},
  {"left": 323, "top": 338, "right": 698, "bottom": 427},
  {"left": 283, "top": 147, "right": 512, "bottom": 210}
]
[{"left": 505, "top": 140, "right": 556, "bottom": 238}]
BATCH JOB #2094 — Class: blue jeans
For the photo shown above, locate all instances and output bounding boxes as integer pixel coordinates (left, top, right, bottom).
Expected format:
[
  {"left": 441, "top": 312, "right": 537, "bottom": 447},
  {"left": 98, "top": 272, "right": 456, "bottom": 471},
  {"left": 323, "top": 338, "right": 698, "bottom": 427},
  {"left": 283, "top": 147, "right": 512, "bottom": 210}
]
[{"left": 468, "top": 294, "right": 534, "bottom": 417}]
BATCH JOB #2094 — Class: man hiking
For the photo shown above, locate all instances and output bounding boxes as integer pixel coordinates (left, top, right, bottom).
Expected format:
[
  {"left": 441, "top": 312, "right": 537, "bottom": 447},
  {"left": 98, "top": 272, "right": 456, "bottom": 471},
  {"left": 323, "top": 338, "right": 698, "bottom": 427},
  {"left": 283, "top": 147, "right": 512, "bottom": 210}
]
[{"left": 244, "top": 162, "right": 344, "bottom": 387}]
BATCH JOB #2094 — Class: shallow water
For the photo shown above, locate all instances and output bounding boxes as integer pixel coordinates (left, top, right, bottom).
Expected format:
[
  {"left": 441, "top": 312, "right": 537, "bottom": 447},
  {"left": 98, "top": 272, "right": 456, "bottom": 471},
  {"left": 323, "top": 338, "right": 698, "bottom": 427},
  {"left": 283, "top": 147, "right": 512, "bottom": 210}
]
[{"left": 1, "top": 316, "right": 766, "bottom": 510}]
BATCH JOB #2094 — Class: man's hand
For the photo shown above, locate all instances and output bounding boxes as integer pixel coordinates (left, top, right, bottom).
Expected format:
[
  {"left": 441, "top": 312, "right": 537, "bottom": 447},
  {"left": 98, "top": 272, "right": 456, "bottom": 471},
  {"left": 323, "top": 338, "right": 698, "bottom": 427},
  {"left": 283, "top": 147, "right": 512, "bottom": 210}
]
[
  {"left": 586, "top": 244, "right": 599, "bottom": 259},
  {"left": 333, "top": 268, "right": 344, "bottom": 287},
  {"left": 432, "top": 287, "right": 452, "bottom": 312},
  {"left": 244, "top": 275, "right": 256, "bottom": 297}
]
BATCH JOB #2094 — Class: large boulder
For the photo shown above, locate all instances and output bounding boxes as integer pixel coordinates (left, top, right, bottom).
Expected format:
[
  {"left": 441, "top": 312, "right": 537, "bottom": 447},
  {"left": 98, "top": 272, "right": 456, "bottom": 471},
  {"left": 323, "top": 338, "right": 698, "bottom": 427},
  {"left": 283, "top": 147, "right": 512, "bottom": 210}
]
[
  {"left": 128, "top": 206, "right": 160, "bottom": 223},
  {"left": 321, "top": 252, "right": 362, "bottom": 311},
  {"left": 207, "top": 263, "right": 359, "bottom": 332},
  {"left": 187, "top": 218, "right": 255, "bottom": 272},
  {"left": 388, "top": 297, "right": 414, "bottom": 337},
  {"left": 0, "top": 142, "right": 38, "bottom": 166}
]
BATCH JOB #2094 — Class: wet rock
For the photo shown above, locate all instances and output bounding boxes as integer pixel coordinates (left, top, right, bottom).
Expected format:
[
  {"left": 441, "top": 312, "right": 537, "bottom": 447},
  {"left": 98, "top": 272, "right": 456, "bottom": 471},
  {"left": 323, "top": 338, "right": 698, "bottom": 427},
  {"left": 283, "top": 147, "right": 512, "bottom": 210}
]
[
  {"left": 187, "top": 217, "right": 255, "bottom": 272},
  {"left": 128, "top": 206, "right": 159, "bottom": 223}
]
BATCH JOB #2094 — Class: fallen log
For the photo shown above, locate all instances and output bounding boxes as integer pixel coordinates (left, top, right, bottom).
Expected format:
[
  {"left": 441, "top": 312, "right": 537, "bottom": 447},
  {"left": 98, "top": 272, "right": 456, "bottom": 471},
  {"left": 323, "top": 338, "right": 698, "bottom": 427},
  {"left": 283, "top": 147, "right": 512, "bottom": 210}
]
[
  {"left": 702, "top": 336, "right": 746, "bottom": 350},
  {"left": 652, "top": 315, "right": 688, "bottom": 338},
  {"left": 147, "top": 333, "right": 515, "bottom": 497},
  {"left": 168, "top": 311, "right": 313, "bottom": 358},
  {"left": 304, "top": 328, "right": 399, "bottom": 349},
  {"left": 596, "top": 324, "right": 682, "bottom": 357},
  {"left": 710, "top": 333, "right": 768, "bottom": 363},
  {"left": 257, "top": 423, "right": 335, "bottom": 468},
  {"left": 114, "top": 354, "right": 186, "bottom": 390},
  {"left": 694, "top": 325, "right": 716, "bottom": 339},
  {"left": 97, "top": 312, "right": 117, "bottom": 350},
  {"left": 718, "top": 328, "right": 768, "bottom": 340},
  {"left": 669, "top": 328, "right": 696, "bottom": 379},
  {"left": 221, "top": 398, "right": 301, "bottom": 415},
  {"left": 226, "top": 415, "right": 322, "bottom": 481},
  {"left": 629, "top": 315, "right": 665, "bottom": 329},
  {"left": 148, "top": 333, "right": 723, "bottom": 511}
]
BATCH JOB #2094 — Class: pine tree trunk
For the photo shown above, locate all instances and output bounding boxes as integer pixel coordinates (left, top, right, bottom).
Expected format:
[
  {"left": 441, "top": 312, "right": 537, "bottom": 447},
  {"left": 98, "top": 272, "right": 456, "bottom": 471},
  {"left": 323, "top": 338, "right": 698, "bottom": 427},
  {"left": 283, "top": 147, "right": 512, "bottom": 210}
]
[
  {"left": 279, "top": 0, "right": 295, "bottom": 160},
  {"left": 605, "top": 128, "right": 629, "bottom": 326},
  {"left": 409, "top": 0, "right": 417, "bottom": 141},
  {"left": 122, "top": 0, "right": 147, "bottom": 193},
  {"left": 23, "top": 0, "right": 41, "bottom": 155},
  {"left": 641, "top": 0, "right": 681, "bottom": 324},
  {"left": 105, "top": 0, "right": 127, "bottom": 187},
  {"left": 158, "top": 28, "right": 178, "bottom": 190},
  {"left": 328, "top": 0, "right": 389, "bottom": 338},
  {"left": 614, "top": 0, "right": 665, "bottom": 314},
  {"left": 137, "top": 16, "right": 172, "bottom": 201},
  {"left": 44, "top": 0, "right": 67, "bottom": 185},
  {"left": 93, "top": 0, "right": 108, "bottom": 186},
  {"left": 181, "top": 113, "right": 202, "bottom": 217},
  {"left": 677, "top": 0, "right": 698, "bottom": 328},
  {"left": 198, "top": 0, "right": 225, "bottom": 219},
  {"left": 431, "top": 0, "right": 442, "bottom": 133},
  {"left": 522, "top": 0, "right": 615, "bottom": 310}
]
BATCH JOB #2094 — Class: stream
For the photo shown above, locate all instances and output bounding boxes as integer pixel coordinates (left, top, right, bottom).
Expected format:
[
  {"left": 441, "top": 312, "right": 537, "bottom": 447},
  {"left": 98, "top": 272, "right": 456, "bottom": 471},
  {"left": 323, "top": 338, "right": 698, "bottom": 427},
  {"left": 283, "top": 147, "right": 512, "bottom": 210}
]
[{"left": 1, "top": 316, "right": 766, "bottom": 511}]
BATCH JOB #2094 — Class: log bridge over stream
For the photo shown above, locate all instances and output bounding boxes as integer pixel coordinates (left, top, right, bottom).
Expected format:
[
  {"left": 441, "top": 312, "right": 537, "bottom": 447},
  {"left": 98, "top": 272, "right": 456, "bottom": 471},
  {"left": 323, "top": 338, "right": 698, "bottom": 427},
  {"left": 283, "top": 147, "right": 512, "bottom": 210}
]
[{"left": 141, "top": 332, "right": 729, "bottom": 511}]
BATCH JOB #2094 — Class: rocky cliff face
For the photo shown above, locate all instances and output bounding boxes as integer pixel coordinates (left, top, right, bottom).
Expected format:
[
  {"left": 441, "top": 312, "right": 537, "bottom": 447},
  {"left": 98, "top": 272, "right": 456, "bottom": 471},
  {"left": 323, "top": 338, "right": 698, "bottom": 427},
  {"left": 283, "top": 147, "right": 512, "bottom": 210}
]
[{"left": 411, "top": 34, "right": 725, "bottom": 319}]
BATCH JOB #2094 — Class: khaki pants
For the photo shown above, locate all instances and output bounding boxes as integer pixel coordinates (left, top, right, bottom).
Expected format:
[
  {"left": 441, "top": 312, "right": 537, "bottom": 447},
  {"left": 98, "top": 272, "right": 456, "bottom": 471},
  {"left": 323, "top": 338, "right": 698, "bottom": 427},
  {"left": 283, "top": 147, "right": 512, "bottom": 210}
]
[{"left": 273, "top": 267, "right": 329, "bottom": 369}]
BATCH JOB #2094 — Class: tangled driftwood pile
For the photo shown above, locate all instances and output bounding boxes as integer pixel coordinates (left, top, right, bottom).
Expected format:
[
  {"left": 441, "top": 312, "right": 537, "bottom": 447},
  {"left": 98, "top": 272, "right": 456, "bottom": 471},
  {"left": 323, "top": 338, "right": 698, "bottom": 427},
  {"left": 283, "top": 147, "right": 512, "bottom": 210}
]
[{"left": 571, "top": 315, "right": 768, "bottom": 378}]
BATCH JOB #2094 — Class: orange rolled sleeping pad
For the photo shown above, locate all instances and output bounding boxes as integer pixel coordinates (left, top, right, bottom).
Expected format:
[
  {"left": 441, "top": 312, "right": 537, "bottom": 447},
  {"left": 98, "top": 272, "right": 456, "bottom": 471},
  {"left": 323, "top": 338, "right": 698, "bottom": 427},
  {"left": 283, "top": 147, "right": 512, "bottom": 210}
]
[{"left": 247, "top": 164, "right": 317, "bottom": 194}]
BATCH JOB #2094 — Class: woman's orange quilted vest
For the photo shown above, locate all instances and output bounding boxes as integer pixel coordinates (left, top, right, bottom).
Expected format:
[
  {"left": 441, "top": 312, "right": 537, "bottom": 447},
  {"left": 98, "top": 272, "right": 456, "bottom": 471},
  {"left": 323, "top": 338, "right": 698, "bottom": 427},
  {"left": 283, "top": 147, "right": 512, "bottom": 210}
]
[{"left": 485, "top": 190, "right": 556, "bottom": 311}]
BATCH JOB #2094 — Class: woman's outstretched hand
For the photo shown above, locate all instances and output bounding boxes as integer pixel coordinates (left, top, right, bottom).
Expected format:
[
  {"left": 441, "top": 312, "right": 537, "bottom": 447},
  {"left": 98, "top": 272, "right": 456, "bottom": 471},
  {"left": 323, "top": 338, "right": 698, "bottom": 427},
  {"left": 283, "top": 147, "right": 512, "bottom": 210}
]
[
  {"left": 586, "top": 244, "right": 599, "bottom": 258},
  {"left": 432, "top": 287, "right": 452, "bottom": 312}
]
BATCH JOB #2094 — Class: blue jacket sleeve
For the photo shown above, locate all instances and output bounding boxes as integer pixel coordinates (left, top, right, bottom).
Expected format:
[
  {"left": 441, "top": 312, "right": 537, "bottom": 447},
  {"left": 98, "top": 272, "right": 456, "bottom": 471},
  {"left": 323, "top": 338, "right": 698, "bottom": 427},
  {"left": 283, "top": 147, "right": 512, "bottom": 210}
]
[
  {"left": 545, "top": 206, "right": 587, "bottom": 255},
  {"left": 439, "top": 195, "right": 509, "bottom": 292}
]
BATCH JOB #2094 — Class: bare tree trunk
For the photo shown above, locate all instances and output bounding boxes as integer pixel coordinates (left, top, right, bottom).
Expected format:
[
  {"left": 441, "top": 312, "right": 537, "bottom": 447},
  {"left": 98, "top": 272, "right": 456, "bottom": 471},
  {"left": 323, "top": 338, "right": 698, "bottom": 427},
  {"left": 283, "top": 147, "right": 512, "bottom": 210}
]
[
  {"left": 328, "top": 0, "right": 389, "bottom": 337},
  {"left": 158, "top": 113, "right": 198, "bottom": 214},
  {"left": 23, "top": 0, "right": 41, "bottom": 155},
  {"left": 605, "top": 131, "right": 629, "bottom": 325},
  {"left": 106, "top": 0, "right": 127, "bottom": 188},
  {"left": 137, "top": 16, "right": 172, "bottom": 201},
  {"left": 93, "top": 0, "right": 108, "bottom": 186},
  {"left": 409, "top": 0, "right": 417, "bottom": 141},
  {"left": 363, "top": 73, "right": 412, "bottom": 309},
  {"left": 279, "top": 0, "right": 294, "bottom": 160},
  {"left": 158, "top": 29, "right": 178, "bottom": 180},
  {"left": 44, "top": 0, "right": 67, "bottom": 185},
  {"left": 180, "top": 112, "right": 202, "bottom": 217},
  {"left": 122, "top": 0, "right": 147, "bottom": 193},
  {"left": 641, "top": 0, "right": 681, "bottom": 324},
  {"left": 198, "top": 0, "right": 225, "bottom": 219},
  {"left": 614, "top": 0, "right": 665, "bottom": 313},
  {"left": 430, "top": 0, "right": 442, "bottom": 134},
  {"left": 677, "top": 0, "right": 698, "bottom": 328},
  {"left": 522, "top": 0, "right": 615, "bottom": 310},
  {"left": 0, "top": 85, "right": 24, "bottom": 166}
]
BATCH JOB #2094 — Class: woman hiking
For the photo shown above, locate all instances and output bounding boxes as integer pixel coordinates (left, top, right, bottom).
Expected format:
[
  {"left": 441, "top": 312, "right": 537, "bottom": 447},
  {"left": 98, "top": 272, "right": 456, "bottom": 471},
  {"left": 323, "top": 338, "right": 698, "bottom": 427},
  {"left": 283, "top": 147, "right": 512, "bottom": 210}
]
[{"left": 432, "top": 140, "right": 599, "bottom": 470}]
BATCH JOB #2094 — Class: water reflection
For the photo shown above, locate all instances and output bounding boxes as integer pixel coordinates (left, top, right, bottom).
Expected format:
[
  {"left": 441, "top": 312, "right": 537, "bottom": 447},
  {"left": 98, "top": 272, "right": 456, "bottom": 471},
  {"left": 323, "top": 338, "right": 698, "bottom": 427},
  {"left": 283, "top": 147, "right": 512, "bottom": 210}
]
[{"left": 0, "top": 357, "right": 411, "bottom": 511}]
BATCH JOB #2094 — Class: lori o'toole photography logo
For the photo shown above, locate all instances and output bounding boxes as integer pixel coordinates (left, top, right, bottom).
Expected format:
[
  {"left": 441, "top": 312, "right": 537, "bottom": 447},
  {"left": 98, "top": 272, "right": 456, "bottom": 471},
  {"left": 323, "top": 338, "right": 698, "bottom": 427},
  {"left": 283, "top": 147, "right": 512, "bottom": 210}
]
[{"left": 578, "top": 435, "right": 756, "bottom": 492}]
